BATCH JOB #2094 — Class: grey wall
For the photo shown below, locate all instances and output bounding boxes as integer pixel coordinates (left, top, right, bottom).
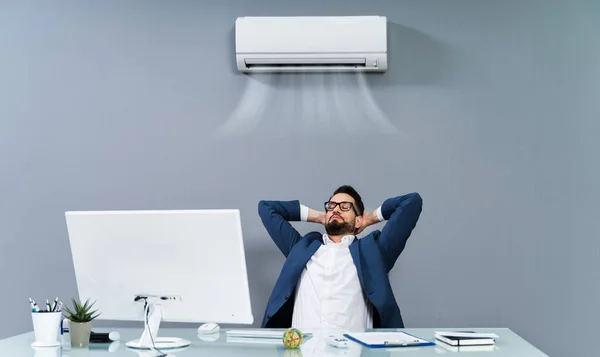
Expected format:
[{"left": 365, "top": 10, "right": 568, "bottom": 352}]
[{"left": 1, "top": 1, "right": 598, "bottom": 356}]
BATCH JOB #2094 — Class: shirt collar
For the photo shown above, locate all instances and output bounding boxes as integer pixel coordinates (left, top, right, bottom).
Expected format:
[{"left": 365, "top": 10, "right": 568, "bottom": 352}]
[{"left": 323, "top": 234, "right": 356, "bottom": 246}]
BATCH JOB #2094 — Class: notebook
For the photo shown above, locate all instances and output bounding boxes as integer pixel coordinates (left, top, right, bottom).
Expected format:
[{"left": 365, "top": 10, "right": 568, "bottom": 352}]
[
  {"left": 434, "top": 331, "right": 498, "bottom": 346},
  {"left": 437, "top": 343, "right": 497, "bottom": 352},
  {"left": 343, "top": 332, "right": 435, "bottom": 348}
]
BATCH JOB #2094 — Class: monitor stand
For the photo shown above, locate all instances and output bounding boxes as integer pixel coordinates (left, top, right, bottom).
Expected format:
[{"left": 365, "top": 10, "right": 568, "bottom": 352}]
[{"left": 125, "top": 296, "right": 191, "bottom": 351}]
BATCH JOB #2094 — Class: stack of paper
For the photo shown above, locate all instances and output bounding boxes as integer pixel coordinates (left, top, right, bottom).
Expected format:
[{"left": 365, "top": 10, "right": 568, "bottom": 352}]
[
  {"left": 227, "top": 329, "right": 287, "bottom": 338},
  {"left": 226, "top": 329, "right": 284, "bottom": 344},
  {"left": 226, "top": 329, "right": 312, "bottom": 345},
  {"left": 434, "top": 331, "right": 498, "bottom": 346}
]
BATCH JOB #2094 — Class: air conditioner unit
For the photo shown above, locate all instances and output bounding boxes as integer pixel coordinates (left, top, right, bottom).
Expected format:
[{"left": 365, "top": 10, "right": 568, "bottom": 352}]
[{"left": 235, "top": 16, "right": 387, "bottom": 73}]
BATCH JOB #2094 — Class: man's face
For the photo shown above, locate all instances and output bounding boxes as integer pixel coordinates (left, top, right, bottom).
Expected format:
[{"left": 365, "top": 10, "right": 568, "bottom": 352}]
[{"left": 324, "top": 193, "right": 362, "bottom": 236}]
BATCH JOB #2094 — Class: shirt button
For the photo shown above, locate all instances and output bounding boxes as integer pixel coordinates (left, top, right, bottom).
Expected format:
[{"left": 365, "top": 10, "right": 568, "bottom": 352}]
[{"left": 285, "top": 295, "right": 290, "bottom": 300}]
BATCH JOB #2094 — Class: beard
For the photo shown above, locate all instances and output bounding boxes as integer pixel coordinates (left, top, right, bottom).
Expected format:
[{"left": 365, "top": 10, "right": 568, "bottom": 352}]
[{"left": 325, "top": 219, "right": 355, "bottom": 236}]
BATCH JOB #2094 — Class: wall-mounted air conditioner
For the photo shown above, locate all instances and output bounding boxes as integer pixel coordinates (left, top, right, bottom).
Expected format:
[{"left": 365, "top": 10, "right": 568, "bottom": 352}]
[{"left": 235, "top": 16, "right": 387, "bottom": 73}]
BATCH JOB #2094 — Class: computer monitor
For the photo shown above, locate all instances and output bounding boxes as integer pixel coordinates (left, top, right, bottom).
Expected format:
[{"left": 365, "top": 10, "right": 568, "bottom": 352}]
[{"left": 65, "top": 209, "right": 254, "bottom": 351}]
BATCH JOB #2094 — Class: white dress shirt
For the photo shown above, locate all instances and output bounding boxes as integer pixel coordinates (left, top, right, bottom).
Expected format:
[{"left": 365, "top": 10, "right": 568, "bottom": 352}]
[{"left": 290, "top": 204, "right": 384, "bottom": 330}]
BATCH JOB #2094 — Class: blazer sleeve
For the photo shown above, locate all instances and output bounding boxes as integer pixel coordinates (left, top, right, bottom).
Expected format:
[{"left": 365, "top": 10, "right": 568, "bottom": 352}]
[
  {"left": 376, "top": 192, "right": 423, "bottom": 270},
  {"left": 258, "top": 200, "right": 304, "bottom": 257}
]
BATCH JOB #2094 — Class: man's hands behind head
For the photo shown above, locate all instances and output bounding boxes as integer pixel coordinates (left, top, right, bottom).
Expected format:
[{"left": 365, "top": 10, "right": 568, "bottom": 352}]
[
  {"left": 355, "top": 210, "right": 380, "bottom": 235},
  {"left": 308, "top": 206, "right": 379, "bottom": 235},
  {"left": 307, "top": 208, "right": 327, "bottom": 225}
]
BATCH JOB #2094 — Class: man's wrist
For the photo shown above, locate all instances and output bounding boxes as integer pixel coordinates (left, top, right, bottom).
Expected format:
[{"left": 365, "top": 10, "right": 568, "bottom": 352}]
[
  {"left": 363, "top": 207, "right": 383, "bottom": 227},
  {"left": 300, "top": 204, "right": 309, "bottom": 221},
  {"left": 307, "top": 207, "right": 325, "bottom": 224},
  {"left": 300, "top": 204, "right": 324, "bottom": 223},
  {"left": 376, "top": 206, "right": 384, "bottom": 222}
]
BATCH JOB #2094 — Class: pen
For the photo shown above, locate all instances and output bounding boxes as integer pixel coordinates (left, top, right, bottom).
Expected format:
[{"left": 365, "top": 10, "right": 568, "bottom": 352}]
[
  {"left": 31, "top": 299, "right": 39, "bottom": 312},
  {"left": 29, "top": 298, "right": 36, "bottom": 312},
  {"left": 46, "top": 300, "right": 51, "bottom": 312},
  {"left": 51, "top": 297, "right": 58, "bottom": 312}
]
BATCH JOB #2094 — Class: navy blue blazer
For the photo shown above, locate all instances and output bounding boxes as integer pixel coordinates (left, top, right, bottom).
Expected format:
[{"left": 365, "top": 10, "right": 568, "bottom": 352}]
[{"left": 258, "top": 192, "right": 423, "bottom": 329}]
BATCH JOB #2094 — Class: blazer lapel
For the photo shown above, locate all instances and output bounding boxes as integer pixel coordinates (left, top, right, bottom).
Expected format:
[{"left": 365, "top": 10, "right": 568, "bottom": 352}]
[
  {"left": 305, "top": 239, "right": 322, "bottom": 262},
  {"left": 349, "top": 241, "right": 365, "bottom": 288},
  {"left": 295, "top": 236, "right": 322, "bottom": 270}
]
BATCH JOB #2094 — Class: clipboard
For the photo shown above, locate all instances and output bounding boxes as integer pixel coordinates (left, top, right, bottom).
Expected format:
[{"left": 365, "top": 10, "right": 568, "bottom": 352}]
[{"left": 343, "top": 331, "right": 435, "bottom": 348}]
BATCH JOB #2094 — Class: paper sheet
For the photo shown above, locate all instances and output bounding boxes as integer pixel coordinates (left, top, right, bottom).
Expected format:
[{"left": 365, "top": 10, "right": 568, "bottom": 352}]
[{"left": 434, "top": 331, "right": 499, "bottom": 338}]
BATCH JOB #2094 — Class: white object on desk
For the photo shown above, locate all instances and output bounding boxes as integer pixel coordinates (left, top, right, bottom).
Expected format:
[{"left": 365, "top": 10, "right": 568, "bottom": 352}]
[
  {"left": 226, "top": 337, "right": 284, "bottom": 345},
  {"left": 198, "top": 333, "right": 220, "bottom": 342},
  {"left": 434, "top": 330, "right": 497, "bottom": 347},
  {"left": 225, "top": 329, "right": 284, "bottom": 344},
  {"left": 226, "top": 329, "right": 292, "bottom": 345},
  {"left": 31, "top": 312, "right": 62, "bottom": 347},
  {"left": 65, "top": 209, "right": 254, "bottom": 350},
  {"left": 108, "top": 331, "right": 120, "bottom": 341},
  {"left": 326, "top": 335, "right": 348, "bottom": 348},
  {"left": 226, "top": 329, "right": 286, "bottom": 339},
  {"left": 433, "top": 331, "right": 499, "bottom": 339},
  {"left": 32, "top": 346, "right": 61, "bottom": 357},
  {"left": 198, "top": 322, "right": 220, "bottom": 334},
  {"left": 437, "top": 343, "right": 497, "bottom": 352}
]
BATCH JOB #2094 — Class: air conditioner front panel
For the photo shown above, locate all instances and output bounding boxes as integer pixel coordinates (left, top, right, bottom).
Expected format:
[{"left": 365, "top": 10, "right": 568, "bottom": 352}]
[{"left": 235, "top": 16, "right": 387, "bottom": 55}]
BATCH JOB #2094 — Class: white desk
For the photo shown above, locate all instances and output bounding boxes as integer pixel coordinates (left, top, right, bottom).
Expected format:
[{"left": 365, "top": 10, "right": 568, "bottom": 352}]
[{"left": 0, "top": 327, "right": 548, "bottom": 357}]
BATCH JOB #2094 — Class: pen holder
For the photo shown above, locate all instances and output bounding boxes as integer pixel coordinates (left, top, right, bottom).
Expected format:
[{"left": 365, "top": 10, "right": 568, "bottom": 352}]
[
  {"left": 31, "top": 311, "right": 62, "bottom": 347},
  {"left": 32, "top": 346, "right": 61, "bottom": 357}
]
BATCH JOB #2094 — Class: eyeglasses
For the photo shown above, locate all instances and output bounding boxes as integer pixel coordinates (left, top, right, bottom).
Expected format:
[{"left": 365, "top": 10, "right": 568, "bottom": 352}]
[{"left": 324, "top": 201, "right": 358, "bottom": 215}]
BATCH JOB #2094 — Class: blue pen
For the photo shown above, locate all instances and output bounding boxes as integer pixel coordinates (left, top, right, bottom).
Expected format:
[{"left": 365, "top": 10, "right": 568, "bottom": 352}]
[{"left": 29, "top": 298, "right": 36, "bottom": 312}]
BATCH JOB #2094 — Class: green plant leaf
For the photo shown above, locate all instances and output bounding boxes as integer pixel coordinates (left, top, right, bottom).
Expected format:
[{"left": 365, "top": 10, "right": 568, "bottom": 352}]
[{"left": 63, "top": 297, "right": 100, "bottom": 322}]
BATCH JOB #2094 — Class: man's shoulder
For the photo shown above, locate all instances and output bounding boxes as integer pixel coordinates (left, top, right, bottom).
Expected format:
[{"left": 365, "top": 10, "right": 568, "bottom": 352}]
[
  {"left": 282, "top": 231, "right": 322, "bottom": 255},
  {"left": 359, "top": 229, "right": 382, "bottom": 239},
  {"left": 286, "top": 230, "right": 323, "bottom": 243},
  {"left": 356, "top": 230, "right": 382, "bottom": 245},
  {"left": 305, "top": 231, "right": 323, "bottom": 241}
]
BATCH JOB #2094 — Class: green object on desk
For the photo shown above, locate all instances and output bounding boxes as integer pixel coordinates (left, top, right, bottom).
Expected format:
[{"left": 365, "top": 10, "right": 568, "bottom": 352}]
[
  {"left": 63, "top": 298, "right": 100, "bottom": 348},
  {"left": 63, "top": 298, "right": 100, "bottom": 323}
]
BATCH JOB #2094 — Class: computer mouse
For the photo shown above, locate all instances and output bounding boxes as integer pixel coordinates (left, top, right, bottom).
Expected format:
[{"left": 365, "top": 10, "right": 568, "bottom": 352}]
[{"left": 198, "top": 322, "right": 220, "bottom": 334}]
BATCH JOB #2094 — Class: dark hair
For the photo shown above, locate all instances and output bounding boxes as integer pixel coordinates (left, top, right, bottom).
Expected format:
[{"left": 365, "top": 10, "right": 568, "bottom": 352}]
[{"left": 330, "top": 185, "right": 365, "bottom": 216}]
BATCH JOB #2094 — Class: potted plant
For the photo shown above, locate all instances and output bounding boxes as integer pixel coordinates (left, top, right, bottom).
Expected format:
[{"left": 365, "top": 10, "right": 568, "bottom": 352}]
[{"left": 63, "top": 298, "right": 100, "bottom": 347}]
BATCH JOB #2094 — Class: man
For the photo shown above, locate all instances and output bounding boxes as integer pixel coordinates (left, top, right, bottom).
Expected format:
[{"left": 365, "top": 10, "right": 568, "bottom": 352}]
[{"left": 258, "top": 185, "right": 423, "bottom": 330}]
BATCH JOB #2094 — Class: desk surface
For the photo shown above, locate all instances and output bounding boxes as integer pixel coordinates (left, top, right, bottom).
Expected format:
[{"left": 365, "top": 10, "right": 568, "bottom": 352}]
[{"left": 0, "top": 327, "right": 548, "bottom": 357}]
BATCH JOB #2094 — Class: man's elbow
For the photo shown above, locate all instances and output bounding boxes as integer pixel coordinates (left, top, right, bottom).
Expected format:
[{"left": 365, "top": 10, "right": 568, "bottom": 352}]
[
  {"left": 407, "top": 192, "right": 423, "bottom": 208},
  {"left": 401, "top": 192, "right": 423, "bottom": 217},
  {"left": 257, "top": 200, "right": 272, "bottom": 218}
]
